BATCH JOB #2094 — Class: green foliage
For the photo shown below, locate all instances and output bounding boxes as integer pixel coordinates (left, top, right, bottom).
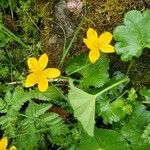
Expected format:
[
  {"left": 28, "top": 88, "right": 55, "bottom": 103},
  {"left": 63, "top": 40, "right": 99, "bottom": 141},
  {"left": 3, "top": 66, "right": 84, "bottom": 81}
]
[
  {"left": 121, "top": 104, "right": 150, "bottom": 149},
  {"left": 114, "top": 10, "right": 150, "bottom": 61},
  {"left": 0, "top": 87, "right": 69, "bottom": 149},
  {"left": 128, "top": 88, "right": 138, "bottom": 101},
  {"left": 25, "top": 102, "right": 52, "bottom": 117},
  {"left": 68, "top": 79, "right": 96, "bottom": 136},
  {"left": 96, "top": 97, "right": 132, "bottom": 124},
  {"left": 66, "top": 54, "right": 109, "bottom": 88},
  {"left": 68, "top": 76, "right": 129, "bottom": 136},
  {"left": 75, "top": 128, "right": 129, "bottom": 150},
  {"left": 142, "top": 123, "right": 150, "bottom": 144},
  {"left": 79, "top": 54, "right": 109, "bottom": 88},
  {"left": 29, "top": 85, "right": 64, "bottom": 102},
  {"left": 0, "top": 66, "right": 9, "bottom": 79},
  {"left": 0, "top": 19, "right": 27, "bottom": 47},
  {"left": 95, "top": 74, "right": 132, "bottom": 124},
  {"left": 140, "top": 87, "right": 150, "bottom": 101},
  {"left": 66, "top": 53, "right": 89, "bottom": 75}
]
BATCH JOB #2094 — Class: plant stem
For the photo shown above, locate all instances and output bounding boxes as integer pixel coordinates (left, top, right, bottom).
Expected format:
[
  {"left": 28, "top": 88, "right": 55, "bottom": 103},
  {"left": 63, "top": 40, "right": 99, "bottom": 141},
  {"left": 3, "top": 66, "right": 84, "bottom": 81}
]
[
  {"left": 95, "top": 77, "right": 129, "bottom": 98},
  {"left": 126, "top": 59, "right": 135, "bottom": 75},
  {"left": 58, "top": 20, "right": 84, "bottom": 67}
]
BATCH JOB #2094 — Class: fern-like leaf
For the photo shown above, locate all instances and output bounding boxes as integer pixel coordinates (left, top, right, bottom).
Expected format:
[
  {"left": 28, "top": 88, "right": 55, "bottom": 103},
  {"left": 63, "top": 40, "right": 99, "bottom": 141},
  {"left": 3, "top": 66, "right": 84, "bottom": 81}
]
[{"left": 25, "top": 102, "right": 52, "bottom": 118}]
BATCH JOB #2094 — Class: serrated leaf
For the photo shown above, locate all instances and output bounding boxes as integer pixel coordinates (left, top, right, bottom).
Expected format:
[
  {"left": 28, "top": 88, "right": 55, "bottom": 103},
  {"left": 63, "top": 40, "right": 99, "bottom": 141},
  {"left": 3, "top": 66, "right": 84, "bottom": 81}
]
[
  {"left": 79, "top": 54, "right": 109, "bottom": 88},
  {"left": 76, "top": 128, "right": 129, "bottom": 150},
  {"left": 0, "top": 116, "right": 12, "bottom": 125},
  {"left": 121, "top": 104, "right": 150, "bottom": 148},
  {"left": 141, "top": 123, "right": 150, "bottom": 144},
  {"left": 4, "top": 91, "right": 12, "bottom": 104},
  {"left": 30, "top": 85, "right": 64, "bottom": 101},
  {"left": 15, "top": 121, "right": 40, "bottom": 150},
  {"left": 11, "top": 87, "right": 32, "bottom": 112},
  {"left": 66, "top": 53, "right": 89, "bottom": 75},
  {"left": 96, "top": 97, "right": 132, "bottom": 124},
  {"left": 37, "top": 112, "right": 62, "bottom": 128},
  {"left": 68, "top": 80, "right": 96, "bottom": 136},
  {"left": 0, "top": 98, "right": 7, "bottom": 113},
  {"left": 114, "top": 10, "right": 150, "bottom": 61},
  {"left": 95, "top": 75, "right": 131, "bottom": 124},
  {"left": 26, "top": 102, "right": 52, "bottom": 118},
  {"left": 49, "top": 122, "right": 69, "bottom": 136}
]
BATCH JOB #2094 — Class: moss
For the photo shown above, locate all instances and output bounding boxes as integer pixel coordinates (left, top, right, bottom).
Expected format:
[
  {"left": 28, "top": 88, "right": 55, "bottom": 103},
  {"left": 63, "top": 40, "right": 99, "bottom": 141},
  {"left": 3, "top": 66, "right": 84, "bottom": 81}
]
[{"left": 129, "top": 50, "right": 150, "bottom": 90}]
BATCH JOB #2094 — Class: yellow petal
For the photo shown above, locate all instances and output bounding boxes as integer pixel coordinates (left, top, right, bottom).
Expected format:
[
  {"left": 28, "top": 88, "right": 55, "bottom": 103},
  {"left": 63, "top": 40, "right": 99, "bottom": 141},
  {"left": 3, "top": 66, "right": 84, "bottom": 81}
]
[
  {"left": 0, "top": 137, "right": 8, "bottom": 150},
  {"left": 38, "top": 76, "right": 48, "bottom": 92},
  {"left": 25, "top": 73, "right": 37, "bottom": 87},
  {"left": 87, "top": 28, "right": 98, "bottom": 41},
  {"left": 83, "top": 38, "right": 95, "bottom": 50},
  {"left": 89, "top": 49, "right": 100, "bottom": 64},
  {"left": 99, "top": 32, "right": 113, "bottom": 44},
  {"left": 38, "top": 53, "right": 48, "bottom": 70},
  {"left": 43, "top": 68, "right": 61, "bottom": 79},
  {"left": 99, "top": 44, "right": 115, "bottom": 53},
  {"left": 9, "top": 145, "right": 17, "bottom": 150},
  {"left": 27, "top": 57, "right": 39, "bottom": 72}
]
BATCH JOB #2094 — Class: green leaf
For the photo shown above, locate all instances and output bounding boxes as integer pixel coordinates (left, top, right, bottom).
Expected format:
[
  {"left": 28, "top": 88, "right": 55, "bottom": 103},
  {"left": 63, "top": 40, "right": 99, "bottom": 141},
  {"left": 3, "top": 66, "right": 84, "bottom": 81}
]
[
  {"left": 30, "top": 85, "right": 64, "bottom": 101},
  {"left": 141, "top": 123, "right": 150, "bottom": 144},
  {"left": 121, "top": 104, "right": 150, "bottom": 149},
  {"left": 114, "top": 10, "right": 150, "bottom": 61},
  {"left": 101, "top": 71, "right": 127, "bottom": 97},
  {"left": 96, "top": 97, "right": 132, "bottom": 124},
  {"left": 0, "top": 98, "right": 7, "bottom": 113},
  {"left": 4, "top": 91, "right": 12, "bottom": 104},
  {"left": 25, "top": 102, "right": 52, "bottom": 118},
  {"left": 66, "top": 53, "right": 90, "bottom": 75},
  {"left": 68, "top": 80, "right": 96, "bottom": 136},
  {"left": 37, "top": 112, "right": 62, "bottom": 128},
  {"left": 140, "top": 87, "right": 150, "bottom": 101},
  {"left": 15, "top": 121, "right": 40, "bottom": 150},
  {"left": 10, "top": 87, "right": 32, "bottom": 112},
  {"left": 128, "top": 88, "right": 138, "bottom": 101},
  {"left": 79, "top": 54, "right": 109, "bottom": 88},
  {"left": 76, "top": 128, "right": 129, "bottom": 150}
]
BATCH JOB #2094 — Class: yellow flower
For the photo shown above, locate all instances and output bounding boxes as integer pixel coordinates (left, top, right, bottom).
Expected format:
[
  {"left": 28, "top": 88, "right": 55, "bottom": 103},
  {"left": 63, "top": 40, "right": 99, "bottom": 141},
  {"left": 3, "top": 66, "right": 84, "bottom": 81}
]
[
  {"left": 0, "top": 137, "right": 17, "bottom": 150},
  {"left": 25, "top": 53, "right": 61, "bottom": 92},
  {"left": 83, "top": 28, "right": 115, "bottom": 63}
]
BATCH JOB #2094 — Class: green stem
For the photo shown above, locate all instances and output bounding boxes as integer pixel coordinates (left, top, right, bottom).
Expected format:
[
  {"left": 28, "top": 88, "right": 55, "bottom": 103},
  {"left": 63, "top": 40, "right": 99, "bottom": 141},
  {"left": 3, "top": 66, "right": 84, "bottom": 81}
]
[
  {"left": 95, "top": 77, "right": 129, "bottom": 98},
  {"left": 58, "top": 20, "right": 84, "bottom": 67},
  {"left": 8, "top": 0, "right": 13, "bottom": 18},
  {"left": 126, "top": 59, "right": 135, "bottom": 75}
]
